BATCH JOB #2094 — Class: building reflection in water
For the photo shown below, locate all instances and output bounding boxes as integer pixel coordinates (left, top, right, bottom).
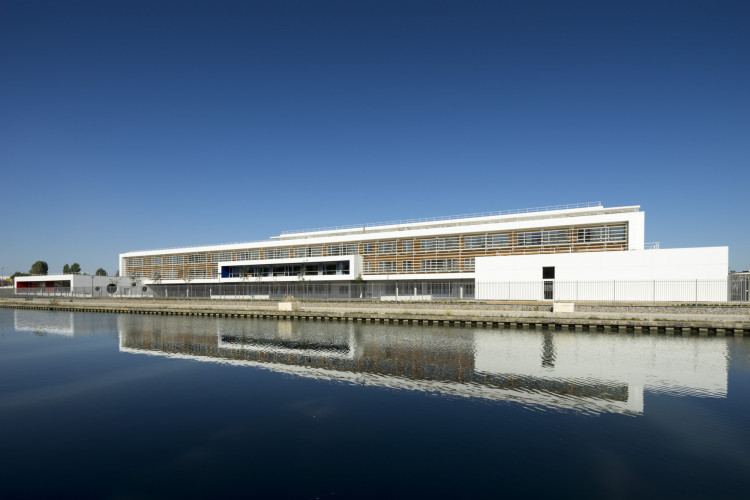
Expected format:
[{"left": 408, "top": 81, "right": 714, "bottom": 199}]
[
  {"left": 14, "top": 309, "right": 118, "bottom": 337},
  {"left": 117, "top": 315, "right": 728, "bottom": 416}
]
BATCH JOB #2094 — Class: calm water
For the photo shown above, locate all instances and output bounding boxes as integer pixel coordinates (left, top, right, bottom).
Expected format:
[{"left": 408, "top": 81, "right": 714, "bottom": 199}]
[{"left": 1, "top": 309, "right": 749, "bottom": 499}]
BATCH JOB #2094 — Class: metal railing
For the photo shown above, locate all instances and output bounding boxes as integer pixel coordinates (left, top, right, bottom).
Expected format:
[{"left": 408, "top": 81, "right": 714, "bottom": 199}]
[
  {"left": 280, "top": 202, "right": 604, "bottom": 235},
  {"left": 477, "top": 280, "right": 748, "bottom": 303}
]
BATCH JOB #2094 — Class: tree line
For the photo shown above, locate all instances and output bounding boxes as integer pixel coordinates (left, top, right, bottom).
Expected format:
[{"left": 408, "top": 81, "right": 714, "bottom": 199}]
[{"left": 9, "top": 261, "right": 110, "bottom": 280}]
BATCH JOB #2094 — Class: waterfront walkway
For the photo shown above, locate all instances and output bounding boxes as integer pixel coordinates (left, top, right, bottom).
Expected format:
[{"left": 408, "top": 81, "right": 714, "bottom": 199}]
[{"left": 1, "top": 297, "right": 749, "bottom": 335}]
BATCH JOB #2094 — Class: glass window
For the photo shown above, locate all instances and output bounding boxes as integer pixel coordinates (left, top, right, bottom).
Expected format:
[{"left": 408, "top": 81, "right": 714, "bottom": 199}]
[
  {"left": 577, "top": 228, "right": 604, "bottom": 243},
  {"left": 401, "top": 240, "right": 413, "bottom": 252},
  {"left": 378, "top": 261, "right": 397, "bottom": 273},
  {"left": 464, "top": 257, "right": 475, "bottom": 271},
  {"left": 151, "top": 257, "right": 162, "bottom": 266},
  {"left": 607, "top": 225, "right": 627, "bottom": 241},
  {"left": 378, "top": 241, "right": 397, "bottom": 254},
  {"left": 487, "top": 234, "right": 510, "bottom": 248},
  {"left": 542, "top": 230, "right": 568, "bottom": 244},
  {"left": 465, "top": 235, "right": 486, "bottom": 249},
  {"left": 265, "top": 249, "right": 290, "bottom": 260},
  {"left": 518, "top": 232, "right": 542, "bottom": 246},
  {"left": 187, "top": 254, "right": 207, "bottom": 264},
  {"left": 212, "top": 252, "right": 232, "bottom": 262},
  {"left": 362, "top": 243, "right": 373, "bottom": 254},
  {"left": 236, "top": 250, "right": 260, "bottom": 261},
  {"left": 420, "top": 237, "right": 459, "bottom": 252},
  {"left": 188, "top": 269, "right": 206, "bottom": 279},
  {"left": 420, "top": 259, "right": 458, "bottom": 272},
  {"left": 401, "top": 260, "right": 412, "bottom": 272}
]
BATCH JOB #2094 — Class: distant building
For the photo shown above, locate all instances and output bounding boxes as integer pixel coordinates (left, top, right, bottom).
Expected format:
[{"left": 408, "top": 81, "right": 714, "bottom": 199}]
[{"left": 14, "top": 274, "right": 146, "bottom": 297}]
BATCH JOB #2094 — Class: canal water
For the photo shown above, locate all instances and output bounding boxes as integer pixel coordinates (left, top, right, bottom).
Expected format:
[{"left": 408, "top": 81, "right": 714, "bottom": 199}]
[{"left": 1, "top": 309, "right": 749, "bottom": 499}]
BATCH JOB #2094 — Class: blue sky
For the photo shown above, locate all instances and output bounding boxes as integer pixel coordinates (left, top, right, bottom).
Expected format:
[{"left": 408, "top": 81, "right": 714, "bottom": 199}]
[{"left": 1, "top": 0, "right": 748, "bottom": 276}]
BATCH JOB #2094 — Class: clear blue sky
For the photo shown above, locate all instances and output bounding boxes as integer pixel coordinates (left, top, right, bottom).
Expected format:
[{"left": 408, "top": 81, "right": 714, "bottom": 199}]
[{"left": 1, "top": 0, "right": 748, "bottom": 276}]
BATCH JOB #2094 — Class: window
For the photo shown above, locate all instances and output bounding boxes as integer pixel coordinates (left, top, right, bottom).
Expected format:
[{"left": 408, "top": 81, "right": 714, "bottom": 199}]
[
  {"left": 188, "top": 269, "right": 205, "bottom": 279},
  {"left": 212, "top": 252, "right": 232, "bottom": 262},
  {"left": 577, "top": 226, "right": 625, "bottom": 243},
  {"left": 607, "top": 225, "right": 627, "bottom": 241},
  {"left": 401, "top": 260, "right": 413, "bottom": 272},
  {"left": 378, "top": 241, "right": 397, "bottom": 254},
  {"left": 187, "top": 254, "right": 207, "bottom": 264},
  {"left": 265, "top": 249, "right": 290, "bottom": 259},
  {"left": 420, "top": 237, "right": 459, "bottom": 252},
  {"left": 165, "top": 255, "right": 183, "bottom": 265},
  {"left": 578, "top": 227, "right": 603, "bottom": 243},
  {"left": 294, "top": 247, "right": 322, "bottom": 258},
  {"left": 542, "top": 230, "right": 568, "bottom": 244},
  {"left": 517, "top": 232, "right": 542, "bottom": 246},
  {"left": 327, "top": 244, "right": 357, "bottom": 256},
  {"left": 236, "top": 250, "right": 260, "bottom": 261},
  {"left": 464, "top": 257, "right": 475, "bottom": 271},
  {"left": 164, "top": 270, "right": 178, "bottom": 279},
  {"left": 378, "top": 261, "right": 397, "bottom": 273},
  {"left": 465, "top": 235, "right": 486, "bottom": 249},
  {"left": 151, "top": 257, "right": 162, "bottom": 266},
  {"left": 400, "top": 240, "right": 413, "bottom": 252},
  {"left": 487, "top": 234, "right": 510, "bottom": 248},
  {"left": 211, "top": 268, "right": 219, "bottom": 278},
  {"left": 362, "top": 243, "right": 373, "bottom": 254},
  {"left": 543, "top": 266, "right": 555, "bottom": 279},
  {"left": 127, "top": 258, "right": 143, "bottom": 267},
  {"left": 421, "top": 259, "right": 458, "bottom": 272},
  {"left": 363, "top": 262, "right": 373, "bottom": 273}
]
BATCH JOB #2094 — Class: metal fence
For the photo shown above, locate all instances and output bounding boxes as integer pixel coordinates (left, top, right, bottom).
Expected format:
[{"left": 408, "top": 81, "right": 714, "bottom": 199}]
[
  {"left": 2, "top": 279, "right": 749, "bottom": 303},
  {"left": 477, "top": 279, "right": 748, "bottom": 303}
]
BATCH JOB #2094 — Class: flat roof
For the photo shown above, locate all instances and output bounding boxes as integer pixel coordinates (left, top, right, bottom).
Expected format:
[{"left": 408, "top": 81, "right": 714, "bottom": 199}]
[{"left": 121, "top": 202, "right": 641, "bottom": 256}]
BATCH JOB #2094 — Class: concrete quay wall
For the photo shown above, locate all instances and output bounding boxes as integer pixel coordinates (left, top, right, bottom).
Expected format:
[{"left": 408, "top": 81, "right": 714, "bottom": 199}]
[{"left": 2, "top": 297, "right": 749, "bottom": 335}]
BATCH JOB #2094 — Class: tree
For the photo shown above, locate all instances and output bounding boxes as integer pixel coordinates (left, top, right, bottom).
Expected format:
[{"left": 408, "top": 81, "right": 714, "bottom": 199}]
[
  {"left": 128, "top": 272, "right": 141, "bottom": 287},
  {"left": 69, "top": 263, "right": 81, "bottom": 274},
  {"left": 354, "top": 273, "right": 365, "bottom": 299},
  {"left": 63, "top": 264, "right": 70, "bottom": 274},
  {"left": 30, "top": 261, "right": 48, "bottom": 275},
  {"left": 95, "top": 268, "right": 108, "bottom": 276},
  {"left": 11, "top": 271, "right": 30, "bottom": 280}
]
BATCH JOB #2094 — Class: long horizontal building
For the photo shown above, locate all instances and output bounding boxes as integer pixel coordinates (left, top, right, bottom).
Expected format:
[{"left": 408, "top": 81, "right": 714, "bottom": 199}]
[{"left": 118, "top": 202, "right": 729, "bottom": 302}]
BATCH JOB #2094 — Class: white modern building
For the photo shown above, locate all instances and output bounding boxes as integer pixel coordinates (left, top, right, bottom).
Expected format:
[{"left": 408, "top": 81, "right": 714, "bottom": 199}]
[
  {"left": 113, "top": 202, "right": 730, "bottom": 302},
  {"left": 14, "top": 274, "right": 148, "bottom": 297}
]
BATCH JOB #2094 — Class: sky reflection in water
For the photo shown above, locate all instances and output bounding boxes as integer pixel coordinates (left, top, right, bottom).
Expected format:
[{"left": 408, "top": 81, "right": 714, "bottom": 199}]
[{"left": 1, "top": 309, "right": 748, "bottom": 499}]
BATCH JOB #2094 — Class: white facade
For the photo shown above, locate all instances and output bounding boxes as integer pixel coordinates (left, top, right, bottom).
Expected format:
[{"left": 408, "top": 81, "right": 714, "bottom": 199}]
[
  {"left": 14, "top": 274, "right": 148, "bottom": 297},
  {"left": 113, "top": 202, "right": 731, "bottom": 302},
  {"left": 475, "top": 247, "right": 729, "bottom": 301}
]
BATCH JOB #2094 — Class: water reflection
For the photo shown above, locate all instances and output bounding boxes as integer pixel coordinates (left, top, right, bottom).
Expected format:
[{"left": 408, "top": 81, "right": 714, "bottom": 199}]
[
  {"left": 118, "top": 315, "right": 728, "bottom": 415},
  {"left": 14, "top": 309, "right": 118, "bottom": 337}
]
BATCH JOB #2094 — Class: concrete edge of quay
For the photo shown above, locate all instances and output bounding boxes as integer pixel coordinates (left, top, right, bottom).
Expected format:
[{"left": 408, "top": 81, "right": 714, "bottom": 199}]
[{"left": 2, "top": 297, "right": 749, "bottom": 336}]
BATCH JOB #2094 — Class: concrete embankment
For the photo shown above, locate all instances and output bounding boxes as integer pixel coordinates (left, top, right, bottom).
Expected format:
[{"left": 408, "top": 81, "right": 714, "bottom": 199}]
[{"left": 1, "top": 297, "right": 749, "bottom": 335}]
